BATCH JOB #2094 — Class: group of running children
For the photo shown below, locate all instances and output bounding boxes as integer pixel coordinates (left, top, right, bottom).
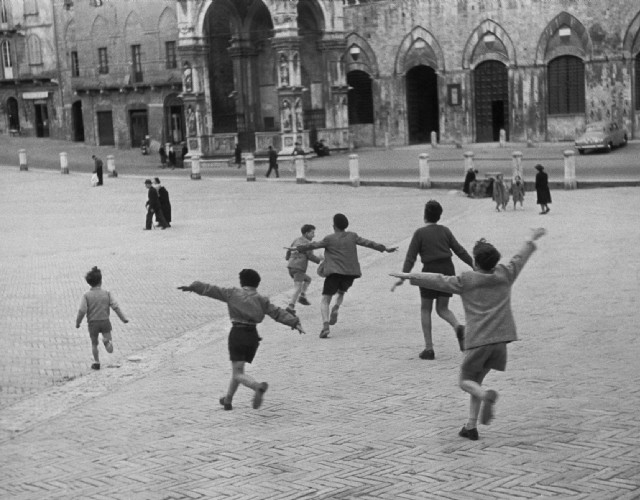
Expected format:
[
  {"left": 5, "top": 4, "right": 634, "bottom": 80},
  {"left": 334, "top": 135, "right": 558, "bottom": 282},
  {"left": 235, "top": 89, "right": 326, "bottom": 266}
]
[{"left": 76, "top": 204, "right": 546, "bottom": 441}]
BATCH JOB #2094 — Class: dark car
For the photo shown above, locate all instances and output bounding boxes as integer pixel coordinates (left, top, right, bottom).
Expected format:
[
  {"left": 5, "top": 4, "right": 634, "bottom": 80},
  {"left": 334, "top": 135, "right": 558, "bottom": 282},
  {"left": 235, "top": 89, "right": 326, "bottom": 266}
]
[{"left": 575, "top": 121, "right": 628, "bottom": 154}]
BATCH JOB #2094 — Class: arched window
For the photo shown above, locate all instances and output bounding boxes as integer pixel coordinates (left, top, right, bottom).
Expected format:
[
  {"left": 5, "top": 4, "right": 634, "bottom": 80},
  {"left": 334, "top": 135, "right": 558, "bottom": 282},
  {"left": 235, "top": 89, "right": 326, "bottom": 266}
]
[
  {"left": 1, "top": 40, "right": 13, "bottom": 79},
  {"left": 548, "top": 56, "right": 584, "bottom": 115},
  {"left": 27, "top": 35, "right": 42, "bottom": 65},
  {"left": 0, "top": 0, "right": 9, "bottom": 24},
  {"left": 636, "top": 53, "right": 640, "bottom": 111},
  {"left": 347, "top": 70, "right": 374, "bottom": 124}
]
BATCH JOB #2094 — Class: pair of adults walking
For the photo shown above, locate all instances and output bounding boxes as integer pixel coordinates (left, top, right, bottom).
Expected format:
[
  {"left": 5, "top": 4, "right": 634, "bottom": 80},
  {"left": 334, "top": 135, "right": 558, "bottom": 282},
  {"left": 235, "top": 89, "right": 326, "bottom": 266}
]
[{"left": 144, "top": 178, "right": 171, "bottom": 230}]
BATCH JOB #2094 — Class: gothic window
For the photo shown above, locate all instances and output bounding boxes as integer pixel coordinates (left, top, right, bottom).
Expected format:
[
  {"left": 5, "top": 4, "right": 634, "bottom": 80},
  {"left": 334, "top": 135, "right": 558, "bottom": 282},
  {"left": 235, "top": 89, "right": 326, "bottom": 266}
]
[
  {"left": 131, "top": 44, "right": 143, "bottom": 82},
  {"left": 0, "top": 0, "right": 9, "bottom": 23},
  {"left": 1, "top": 40, "right": 13, "bottom": 79},
  {"left": 636, "top": 53, "right": 640, "bottom": 111},
  {"left": 98, "top": 47, "right": 108, "bottom": 74},
  {"left": 548, "top": 56, "right": 584, "bottom": 115},
  {"left": 27, "top": 35, "right": 42, "bottom": 65},
  {"left": 71, "top": 51, "right": 79, "bottom": 77},
  {"left": 347, "top": 70, "right": 374, "bottom": 124},
  {"left": 165, "top": 41, "right": 176, "bottom": 69}
]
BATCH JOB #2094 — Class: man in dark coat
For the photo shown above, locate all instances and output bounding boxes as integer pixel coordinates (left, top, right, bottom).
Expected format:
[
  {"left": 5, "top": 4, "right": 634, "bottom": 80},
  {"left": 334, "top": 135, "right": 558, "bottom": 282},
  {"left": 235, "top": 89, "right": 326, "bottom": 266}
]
[
  {"left": 154, "top": 178, "right": 171, "bottom": 224},
  {"left": 144, "top": 179, "right": 170, "bottom": 230},
  {"left": 159, "top": 145, "right": 167, "bottom": 168},
  {"left": 92, "top": 155, "right": 104, "bottom": 186},
  {"left": 266, "top": 145, "right": 279, "bottom": 178},
  {"left": 234, "top": 143, "right": 242, "bottom": 168}
]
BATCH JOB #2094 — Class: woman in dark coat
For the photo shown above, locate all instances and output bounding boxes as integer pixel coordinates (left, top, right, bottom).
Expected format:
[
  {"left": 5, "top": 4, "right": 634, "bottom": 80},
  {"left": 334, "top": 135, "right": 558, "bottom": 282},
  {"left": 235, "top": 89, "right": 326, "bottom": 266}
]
[
  {"left": 154, "top": 178, "right": 172, "bottom": 225},
  {"left": 535, "top": 164, "right": 551, "bottom": 214},
  {"left": 462, "top": 168, "right": 477, "bottom": 196}
]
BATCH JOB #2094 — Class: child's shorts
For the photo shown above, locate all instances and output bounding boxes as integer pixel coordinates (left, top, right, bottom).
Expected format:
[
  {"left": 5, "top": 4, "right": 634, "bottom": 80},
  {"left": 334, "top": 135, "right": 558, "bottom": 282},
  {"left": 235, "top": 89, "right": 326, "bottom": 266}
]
[
  {"left": 288, "top": 269, "right": 311, "bottom": 283},
  {"left": 322, "top": 274, "right": 357, "bottom": 296},
  {"left": 228, "top": 324, "right": 261, "bottom": 363},
  {"left": 460, "top": 342, "right": 507, "bottom": 383},
  {"left": 88, "top": 320, "right": 113, "bottom": 343},
  {"left": 419, "top": 259, "right": 455, "bottom": 299}
]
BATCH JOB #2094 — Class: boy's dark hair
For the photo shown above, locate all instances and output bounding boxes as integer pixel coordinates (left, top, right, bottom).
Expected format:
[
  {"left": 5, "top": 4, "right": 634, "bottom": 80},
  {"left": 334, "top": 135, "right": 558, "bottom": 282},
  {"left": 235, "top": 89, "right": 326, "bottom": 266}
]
[
  {"left": 333, "top": 213, "right": 349, "bottom": 230},
  {"left": 473, "top": 239, "right": 501, "bottom": 271},
  {"left": 239, "top": 269, "right": 261, "bottom": 288},
  {"left": 301, "top": 224, "right": 315, "bottom": 235},
  {"left": 85, "top": 266, "right": 102, "bottom": 287},
  {"left": 424, "top": 200, "right": 443, "bottom": 223}
]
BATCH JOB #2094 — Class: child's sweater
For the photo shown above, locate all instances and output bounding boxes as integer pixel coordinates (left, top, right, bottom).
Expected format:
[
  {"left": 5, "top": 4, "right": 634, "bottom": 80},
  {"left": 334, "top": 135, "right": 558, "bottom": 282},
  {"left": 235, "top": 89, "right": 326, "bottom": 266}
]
[
  {"left": 286, "top": 236, "right": 321, "bottom": 272},
  {"left": 77, "top": 287, "right": 128, "bottom": 325}
]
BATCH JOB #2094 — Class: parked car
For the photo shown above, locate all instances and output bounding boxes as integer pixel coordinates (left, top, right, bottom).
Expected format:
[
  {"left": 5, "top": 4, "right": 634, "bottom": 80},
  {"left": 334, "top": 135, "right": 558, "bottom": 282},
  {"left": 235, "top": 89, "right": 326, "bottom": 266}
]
[{"left": 575, "top": 121, "right": 628, "bottom": 154}]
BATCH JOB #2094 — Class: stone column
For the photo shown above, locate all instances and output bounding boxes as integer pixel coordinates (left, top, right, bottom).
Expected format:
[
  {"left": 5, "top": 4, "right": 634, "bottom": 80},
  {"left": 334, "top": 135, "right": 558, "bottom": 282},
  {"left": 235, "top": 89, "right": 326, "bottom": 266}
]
[
  {"left": 512, "top": 151, "right": 523, "bottom": 180},
  {"left": 295, "top": 155, "right": 306, "bottom": 184},
  {"left": 190, "top": 154, "right": 201, "bottom": 180},
  {"left": 419, "top": 153, "right": 430, "bottom": 189},
  {"left": 349, "top": 154, "right": 360, "bottom": 187},
  {"left": 19, "top": 149, "right": 27, "bottom": 171},
  {"left": 107, "top": 155, "right": 117, "bottom": 177},
  {"left": 563, "top": 150, "right": 577, "bottom": 190},
  {"left": 464, "top": 151, "right": 474, "bottom": 174},
  {"left": 318, "top": 37, "right": 348, "bottom": 150},
  {"left": 60, "top": 152, "right": 69, "bottom": 174},
  {"left": 245, "top": 153, "right": 256, "bottom": 182}
]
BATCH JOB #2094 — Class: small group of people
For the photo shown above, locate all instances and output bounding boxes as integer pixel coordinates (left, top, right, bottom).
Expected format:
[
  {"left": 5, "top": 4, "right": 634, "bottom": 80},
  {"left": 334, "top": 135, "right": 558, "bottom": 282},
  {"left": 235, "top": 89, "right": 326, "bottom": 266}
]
[
  {"left": 144, "top": 178, "right": 171, "bottom": 230},
  {"left": 159, "top": 143, "right": 188, "bottom": 169}
]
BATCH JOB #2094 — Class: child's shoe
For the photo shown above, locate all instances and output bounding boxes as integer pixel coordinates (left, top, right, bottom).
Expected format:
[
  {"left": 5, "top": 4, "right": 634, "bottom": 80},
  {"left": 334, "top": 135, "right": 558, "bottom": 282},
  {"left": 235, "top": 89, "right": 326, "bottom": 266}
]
[
  {"left": 219, "top": 396, "right": 232, "bottom": 411},
  {"left": 419, "top": 349, "right": 435, "bottom": 360},
  {"left": 252, "top": 382, "right": 268, "bottom": 409},
  {"left": 455, "top": 325, "right": 465, "bottom": 351},
  {"left": 319, "top": 323, "right": 330, "bottom": 338},
  {"left": 329, "top": 305, "right": 340, "bottom": 325},
  {"left": 298, "top": 296, "right": 311, "bottom": 306},
  {"left": 91, "top": 363, "right": 101, "bottom": 370},
  {"left": 459, "top": 425, "right": 479, "bottom": 441},
  {"left": 480, "top": 389, "right": 499, "bottom": 425}
]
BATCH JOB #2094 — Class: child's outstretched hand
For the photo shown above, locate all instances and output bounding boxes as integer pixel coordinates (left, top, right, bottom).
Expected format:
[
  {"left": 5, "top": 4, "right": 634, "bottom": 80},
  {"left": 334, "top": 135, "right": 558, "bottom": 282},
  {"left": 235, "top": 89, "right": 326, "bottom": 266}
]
[
  {"left": 528, "top": 227, "right": 547, "bottom": 241},
  {"left": 385, "top": 246, "right": 399, "bottom": 253},
  {"left": 177, "top": 285, "right": 194, "bottom": 292}
]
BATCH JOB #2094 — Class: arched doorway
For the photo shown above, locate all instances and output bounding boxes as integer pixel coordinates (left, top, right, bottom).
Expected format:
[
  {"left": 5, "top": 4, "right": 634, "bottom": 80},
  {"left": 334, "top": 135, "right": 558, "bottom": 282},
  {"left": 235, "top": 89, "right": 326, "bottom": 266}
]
[
  {"left": 6, "top": 97, "right": 19, "bottom": 131},
  {"left": 164, "top": 94, "right": 185, "bottom": 145},
  {"left": 72, "top": 100, "right": 84, "bottom": 141},
  {"left": 474, "top": 60, "right": 509, "bottom": 142},
  {"left": 347, "top": 70, "right": 374, "bottom": 124},
  {"left": 406, "top": 65, "right": 439, "bottom": 144}
]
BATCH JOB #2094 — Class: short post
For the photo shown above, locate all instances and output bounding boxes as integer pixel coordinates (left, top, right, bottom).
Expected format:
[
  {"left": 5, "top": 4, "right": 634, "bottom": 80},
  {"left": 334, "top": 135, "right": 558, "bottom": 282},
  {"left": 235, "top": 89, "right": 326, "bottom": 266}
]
[
  {"left": 295, "top": 155, "right": 306, "bottom": 184},
  {"left": 419, "top": 153, "right": 431, "bottom": 189},
  {"left": 190, "top": 154, "right": 201, "bottom": 180},
  {"left": 245, "top": 153, "right": 255, "bottom": 182},
  {"left": 19, "top": 149, "right": 27, "bottom": 171},
  {"left": 349, "top": 154, "right": 360, "bottom": 187},
  {"left": 563, "top": 149, "right": 577, "bottom": 190},
  {"left": 464, "top": 151, "right": 474, "bottom": 175},
  {"left": 499, "top": 129, "right": 506, "bottom": 147},
  {"left": 384, "top": 131, "right": 389, "bottom": 150},
  {"left": 106, "top": 155, "right": 117, "bottom": 177},
  {"left": 60, "top": 152, "right": 69, "bottom": 174},
  {"left": 512, "top": 151, "right": 523, "bottom": 180},
  {"left": 430, "top": 131, "right": 438, "bottom": 148}
]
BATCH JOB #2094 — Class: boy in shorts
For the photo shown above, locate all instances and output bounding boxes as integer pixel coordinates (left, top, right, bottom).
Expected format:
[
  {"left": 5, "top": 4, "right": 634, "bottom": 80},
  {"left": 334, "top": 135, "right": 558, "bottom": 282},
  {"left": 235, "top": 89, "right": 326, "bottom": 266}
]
[
  {"left": 391, "top": 228, "right": 546, "bottom": 440},
  {"left": 285, "top": 224, "right": 322, "bottom": 315},
  {"left": 76, "top": 266, "right": 129, "bottom": 370},
  {"left": 178, "top": 269, "right": 305, "bottom": 411},
  {"left": 290, "top": 213, "right": 397, "bottom": 338}
]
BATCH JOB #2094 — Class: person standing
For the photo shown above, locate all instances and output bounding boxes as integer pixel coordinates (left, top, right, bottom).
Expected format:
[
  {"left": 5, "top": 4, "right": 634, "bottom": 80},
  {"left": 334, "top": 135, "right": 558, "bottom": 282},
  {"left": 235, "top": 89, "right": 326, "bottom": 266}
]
[
  {"left": 153, "top": 177, "right": 171, "bottom": 225},
  {"left": 535, "top": 164, "right": 551, "bottom": 214},
  {"left": 159, "top": 144, "right": 167, "bottom": 169},
  {"left": 394, "top": 200, "right": 474, "bottom": 360},
  {"left": 463, "top": 168, "right": 477, "bottom": 197},
  {"left": 492, "top": 174, "right": 509, "bottom": 211},
  {"left": 144, "top": 179, "right": 169, "bottom": 230},
  {"left": 92, "top": 155, "right": 104, "bottom": 186},
  {"left": 290, "top": 213, "right": 397, "bottom": 339},
  {"left": 234, "top": 143, "right": 242, "bottom": 168},
  {"left": 168, "top": 146, "right": 177, "bottom": 170},
  {"left": 510, "top": 175, "right": 525, "bottom": 210},
  {"left": 266, "top": 145, "right": 279, "bottom": 178},
  {"left": 181, "top": 143, "right": 188, "bottom": 168}
]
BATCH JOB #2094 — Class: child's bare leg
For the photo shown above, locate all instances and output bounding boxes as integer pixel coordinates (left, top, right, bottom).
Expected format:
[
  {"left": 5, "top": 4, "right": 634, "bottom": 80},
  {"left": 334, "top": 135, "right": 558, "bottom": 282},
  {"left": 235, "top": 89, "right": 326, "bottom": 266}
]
[
  {"left": 435, "top": 296, "right": 460, "bottom": 329},
  {"left": 289, "top": 280, "right": 304, "bottom": 308},
  {"left": 227, "top": 361, "right": 260, "bottom": 401},
  {"left": 420, "top": 297, "right": 435, "bottom": 350},
  {"left": 103, "top": 332, "right": 113, "bottom": 353},
  {"left": 91, "top": 340, "right": 100, "bottom": 363},
  {"left": 320, "top": 294, "right": 332, "bottom": 324},
  {"left": 329, "top": 291, "right": 345, "bottom": 324},
  {"left": 300, "top": 280, "right": 310, "bottom": 298},
  {"left": 460, "top": 369, "right": 491, "bottom": 428}
]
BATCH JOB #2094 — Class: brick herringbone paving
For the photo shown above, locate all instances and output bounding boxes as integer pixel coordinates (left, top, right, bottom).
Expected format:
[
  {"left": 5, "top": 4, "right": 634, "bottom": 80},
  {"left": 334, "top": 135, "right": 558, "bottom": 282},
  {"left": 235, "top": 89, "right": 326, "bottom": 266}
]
[{"left": 0, "top": 166, "right": 639, "bottom": 499}]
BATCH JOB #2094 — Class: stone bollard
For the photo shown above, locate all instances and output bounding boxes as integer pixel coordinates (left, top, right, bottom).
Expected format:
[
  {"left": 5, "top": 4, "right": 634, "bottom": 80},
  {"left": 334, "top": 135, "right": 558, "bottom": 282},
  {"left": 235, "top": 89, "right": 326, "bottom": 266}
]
[
  {"left": 563, "top": 149, "right": 577, "bottom": 190},
  {"left": 384, "top": 131, "right": 389, "bottom": 150},
  {"left": 245, "top": 154, "right": 255, "bottom": 182},
  {"left": 430, "top": 131, "right": 438, "bottom": 148},
  {"left": 512, "top": 151, "right": 523, "bottom": 180},
  {"left": 190, "top": 154, "right": 201, "bottom": 180},
  {"left": 19, "top": 149, "right": 27, "bottom": 171},
  {"left": 419, "top": 153, "right": 431, "bottom": 189},
  {"left": 60, "top": 152, "right": 69, "bottom": 174},
  {"left": 107, "top": 155, "right": 117, "bottom": 177},
  {"left": 349, "top": 154, "right": 360, "bottom": 187},
  {"left": 295, "top": 155, "right": 306, "bottom": 184},
  {"left": 499, "top": 129, "right": 507, "bottom": 147},
  {"left": 464, "top": 151, "right": 474, "bottom": 175}
]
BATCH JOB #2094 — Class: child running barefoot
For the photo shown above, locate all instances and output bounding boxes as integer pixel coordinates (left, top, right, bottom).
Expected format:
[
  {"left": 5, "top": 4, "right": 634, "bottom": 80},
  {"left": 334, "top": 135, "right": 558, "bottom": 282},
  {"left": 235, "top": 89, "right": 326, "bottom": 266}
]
[
  {"left": 76, "top": 266, "right": 129, "bottom": 370},
  {"left": 391, "top": 228, "right": 547, "bottom": 440},
  {"left": 178, "top": 269, "right": 305, "bottom": 410},
  {"left": 285, "top": 224, "right": 323, "bottom": 315}
]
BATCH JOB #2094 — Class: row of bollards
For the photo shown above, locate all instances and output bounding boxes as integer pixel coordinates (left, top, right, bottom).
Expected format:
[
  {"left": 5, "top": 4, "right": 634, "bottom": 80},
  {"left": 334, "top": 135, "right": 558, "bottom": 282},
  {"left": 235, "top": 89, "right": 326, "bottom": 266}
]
[{"left": 17, "top": 149, "right": 119, "bottom": 177}]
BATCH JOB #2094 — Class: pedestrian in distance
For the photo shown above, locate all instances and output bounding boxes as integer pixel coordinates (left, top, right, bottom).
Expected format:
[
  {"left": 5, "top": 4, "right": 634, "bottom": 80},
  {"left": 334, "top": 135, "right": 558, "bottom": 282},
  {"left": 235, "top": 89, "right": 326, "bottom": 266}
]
[
  {"left": 178, "top": 269, "right": 305, "bottom": 410},
  {"left": 492, "top": 173, "right": 509, "bottom": 211},
  {"left": 234, "top": 143, "right": 242, "bottom": 168},
  {"left": 159, "top": 144, "right": 167, "bottom": 169},
  {"left": 535, "top": 164, "right": 552, "bottom": 214},
  {"left": 284, "top": 224, "right": 322, "bottom": 316},
  {"left": 463, "top": 168, "right": 477, "bottom": 197},
  {"left": 266, "top": 145, "right": 279, "bottom": 178},
  {"left": 181, "top": 143, "right": 188, "bottom": 168},
  {"left": 392, "top": 200, "right": 473, "bottom": 360},
  {"left": 510, "top": 175, "right": 525, "bottom": 210},
  {"left": 168, "top": 146, "right": 177, "bottom": 170},
  {"left": 91, "top": 155, "right": 104, "bottom": 186},
  {"left": 144, "top": 179, "right": 169, "bottom": 230},
  {"left": 289, "top": 213, "right": 398, "bottom": 339},
  {"left": 153, "top": 177, "right": 171, "bottom": 225},
  {"left": 391, "top": 228, "right": 546, "bottom": 441},
  {"left": 75, "top": 266, "right": 129, "bottom": 370}
]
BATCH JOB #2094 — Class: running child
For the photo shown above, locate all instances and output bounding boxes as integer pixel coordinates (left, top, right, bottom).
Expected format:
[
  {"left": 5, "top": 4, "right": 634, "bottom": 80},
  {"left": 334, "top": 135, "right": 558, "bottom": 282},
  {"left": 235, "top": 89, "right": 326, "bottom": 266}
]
[
  {"left": 75, "top": 266, "right": 129, "bottom": 370},
  {"left": 178, "top": 269, "right": 305, "bottom": 410},
  {"left": 391, "top": 228, "right": 546, "bottom": 440},
  {"left": 285, "top": 224, "right": 323, "bottom": 315}
]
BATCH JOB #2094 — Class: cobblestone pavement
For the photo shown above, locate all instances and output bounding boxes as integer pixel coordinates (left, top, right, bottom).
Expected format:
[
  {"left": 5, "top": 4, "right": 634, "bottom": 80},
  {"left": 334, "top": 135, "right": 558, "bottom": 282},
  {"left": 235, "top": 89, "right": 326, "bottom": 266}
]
[{"left": 0, "top": 163, "right": 639, "bottom": 499}]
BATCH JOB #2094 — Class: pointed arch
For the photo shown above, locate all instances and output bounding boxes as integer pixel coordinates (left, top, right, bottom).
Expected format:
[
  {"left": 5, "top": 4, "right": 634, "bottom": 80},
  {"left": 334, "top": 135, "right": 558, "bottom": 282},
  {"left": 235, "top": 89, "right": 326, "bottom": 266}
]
[
  {"left": 344, "top": 32, "right": 378, "bottom": 77},
  {"left": 91, "top": 15, "right": 110, "bottom": 39},
  {"left": 622, "top": 10, "right": 640, "bottom": 57},
  {"left": 462, "top": 19, "right": 516, "bottom": 69},
  {"left": 27, "top": 35, "right": 42, "bottom": 65},
  {"left": 124, "top": 10, "right": 144, "bottom": 42},
  {"left": 394, "top": 27, "right": 445, "bottom": 75},
  {"left": 158, "top": 7, "right": 178, "bottom": 34},
  {"left": 535, "top": 11, "right": 591, "bottom": 64}
]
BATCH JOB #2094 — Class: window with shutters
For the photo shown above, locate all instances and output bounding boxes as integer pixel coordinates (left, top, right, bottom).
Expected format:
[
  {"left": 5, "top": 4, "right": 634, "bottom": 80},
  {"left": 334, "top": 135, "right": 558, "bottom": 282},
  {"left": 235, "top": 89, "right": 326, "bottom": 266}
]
[
  {"left": 165, "top": 41, "right": 177, "bottom": 69},
  {"left": 98, "top": 47, "right": 108, "bottom": 74},
  {"left": 131, "top": 44, "right": 143, "bottom": 82},
  {"left": 635, "top": 53, "right": 640, "bottom": 111},
  {"left": 548, "top": 56, "right": 585, "bottom": 115},
  {"left": 71, "top": 51, "right": 79, "bottom": 77}
]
